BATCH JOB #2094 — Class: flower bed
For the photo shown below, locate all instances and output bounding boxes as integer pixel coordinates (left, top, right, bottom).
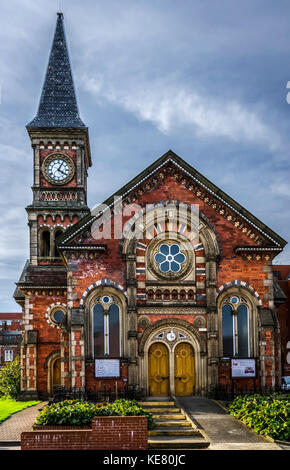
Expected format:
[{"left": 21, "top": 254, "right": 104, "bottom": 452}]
[
  {"left": 227, "top": 394, "right": 290, "bottom": 441},
  {"left": 21, "top": 399, "right": 151, "bottom": 450},
  {"left": 34, "top": 398, "right": 153, "bottom": 428}
]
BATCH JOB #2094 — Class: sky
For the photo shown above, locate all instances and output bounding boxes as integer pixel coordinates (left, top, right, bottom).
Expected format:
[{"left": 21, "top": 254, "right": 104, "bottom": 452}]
[{"left": 0, "top": 0, "right": 290, "bottom": 311}]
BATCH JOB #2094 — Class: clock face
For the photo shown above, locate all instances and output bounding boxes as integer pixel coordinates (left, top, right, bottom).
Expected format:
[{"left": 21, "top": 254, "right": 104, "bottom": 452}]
[
  {"left": 42, "top": 153, "right": 74, "bottom": 185},
  {"left": 166, "top": 330, "right": 176, "bottom": 342},
  {"left": 48, "top": 158, "right": 70, "bottom": 182}
]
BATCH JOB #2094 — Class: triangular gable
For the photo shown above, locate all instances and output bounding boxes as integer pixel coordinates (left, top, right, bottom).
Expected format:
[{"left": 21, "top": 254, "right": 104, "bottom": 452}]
[{"left": 57, "top": 150, "right": 287, "bottom": 250}]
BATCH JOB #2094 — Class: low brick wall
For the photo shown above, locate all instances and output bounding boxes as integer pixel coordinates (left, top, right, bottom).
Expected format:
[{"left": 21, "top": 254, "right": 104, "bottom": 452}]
[{"left": 21, "top": 416, "right": 148, "bottom": 450}]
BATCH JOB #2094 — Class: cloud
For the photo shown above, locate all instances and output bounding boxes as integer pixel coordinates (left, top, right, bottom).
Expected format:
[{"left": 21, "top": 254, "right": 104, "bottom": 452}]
[
  {"left": 81, "top": 74, "right": 283, "bottom": 151},
  {"left": 270, "top": 181, "right": 290, "bottom": 198},
  {"left": 0, "top": 207, "right": 28, "bottom": 260}
]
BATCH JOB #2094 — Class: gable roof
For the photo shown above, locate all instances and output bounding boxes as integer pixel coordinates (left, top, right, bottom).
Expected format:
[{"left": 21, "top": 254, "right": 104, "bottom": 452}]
[{"left": 57, "top": 150, "right": 287, "bottom": 250}]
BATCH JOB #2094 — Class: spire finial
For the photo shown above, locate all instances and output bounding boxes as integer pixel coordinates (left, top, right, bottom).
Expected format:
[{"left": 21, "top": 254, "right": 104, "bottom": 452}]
[{"left": 57, "top": 0, "right": 63, "bottom": 15}]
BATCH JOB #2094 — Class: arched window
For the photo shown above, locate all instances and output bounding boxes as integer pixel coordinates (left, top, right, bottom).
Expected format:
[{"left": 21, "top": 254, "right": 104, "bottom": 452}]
[
  {"left": 172, "top": 290, "right": 178, "bottom": 301},
  {"left": 147, "top": 290, "right": 154, "bottom": 301},
  {"left": 156, "top": 290, "right": 162, "bottom": 301},
  {"left": 222, "top": 296, "right": 249, "bottom": 357},
  {"left": 40, "top": 230, "right": 51, "bottom": 258},
  {"left": 180, "top": 290, "right": 186, "bottom": 300},
  {"left": 188, "top": 290, "right": 194, "bottom": 301},
  {"left": 164, "top": 290, "right": 170, "bottom": 301},
  {"left": 92, "top": 296, "right": 120, "bottom": 358}
]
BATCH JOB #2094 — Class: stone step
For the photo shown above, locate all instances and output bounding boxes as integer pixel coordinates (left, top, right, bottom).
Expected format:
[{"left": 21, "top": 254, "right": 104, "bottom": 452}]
[
  {"left": 154, "top": 420, "right": 191, "bottom": 427},
  {"left": 142, "top": 407, "right": 181, "bottom": 413},
  {"left": 139, "top": 401, "right": 175, "bottom": 407},
  {"left": 148, "top": 435, "right": 210, "bottom": 449},
  {"left": 149, "top": 427, "right": 200, "bottom": 436},
  {"left": 152, "top": 413, "right": 186, "bottom": 420}
]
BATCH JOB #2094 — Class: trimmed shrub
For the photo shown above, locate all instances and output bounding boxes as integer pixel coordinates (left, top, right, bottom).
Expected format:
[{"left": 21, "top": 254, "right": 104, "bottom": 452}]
[
  {"left": 0, "top": 357, "right": 21, "bottom": 399},
  {"left": 228, "top": 394, "right": 290, "bottom": 441},
  {"left": 34, "top": 399, "right": 154, "bottom": 429}
]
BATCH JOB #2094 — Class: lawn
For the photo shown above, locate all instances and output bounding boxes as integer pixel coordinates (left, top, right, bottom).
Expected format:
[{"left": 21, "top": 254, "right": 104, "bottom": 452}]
[{"left": 0, "top": 397, "right": 41, "bottom": 424}]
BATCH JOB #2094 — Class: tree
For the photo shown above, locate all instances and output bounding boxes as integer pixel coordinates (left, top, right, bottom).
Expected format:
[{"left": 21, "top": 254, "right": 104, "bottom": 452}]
[{"left": 0, "top": 356, "right": 21, "bottom": 398}]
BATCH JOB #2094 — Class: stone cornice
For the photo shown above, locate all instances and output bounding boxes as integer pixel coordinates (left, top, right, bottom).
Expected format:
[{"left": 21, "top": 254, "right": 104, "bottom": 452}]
[{"left": 138, "top": 306, "right": 206, "bottom": 315}]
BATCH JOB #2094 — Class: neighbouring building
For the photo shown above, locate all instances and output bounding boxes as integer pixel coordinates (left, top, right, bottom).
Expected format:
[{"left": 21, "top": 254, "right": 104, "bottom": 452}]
[
  {"left": 273, "top": 266, "right": 290, "bottom": 375},
  {"left": 0, "top": 313, "right": 22, "bottom": 366},
  {"left": 14, "top": 13, "right": 289, "bottom": 400}
]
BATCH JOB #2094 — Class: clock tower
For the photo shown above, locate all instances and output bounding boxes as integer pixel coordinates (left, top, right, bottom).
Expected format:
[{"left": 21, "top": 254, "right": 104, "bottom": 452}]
[
  {"left": 14, "top": 12, "right": 92, "bottom": 399},
  {"left": 25, "top": 12, "right": 91, "bottom": 266}
]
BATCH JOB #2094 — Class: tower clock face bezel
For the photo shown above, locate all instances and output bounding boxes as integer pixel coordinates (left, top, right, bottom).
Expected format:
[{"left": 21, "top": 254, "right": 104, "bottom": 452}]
[{"left": 42, "top": 153, "right": 75, "bottom": 185}]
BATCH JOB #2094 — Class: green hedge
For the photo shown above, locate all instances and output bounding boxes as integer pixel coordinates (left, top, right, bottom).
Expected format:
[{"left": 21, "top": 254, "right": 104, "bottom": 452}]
[
  {"left": 228, "top": 394, "right": 290, "bottom": 441},
  {"left": 34, "top": 399, "right": 154, "bottom": 429}
]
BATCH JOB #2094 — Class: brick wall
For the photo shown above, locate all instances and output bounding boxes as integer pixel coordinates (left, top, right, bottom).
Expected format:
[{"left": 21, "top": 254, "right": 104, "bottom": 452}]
[
  {"left": 21, "top": 416, "right": 148, "bottom": 450},
  {"left": 69, "top": 175, "right": 270, "bottom": 311}
]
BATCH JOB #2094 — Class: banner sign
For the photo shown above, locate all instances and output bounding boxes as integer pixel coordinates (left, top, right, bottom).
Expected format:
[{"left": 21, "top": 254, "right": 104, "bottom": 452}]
[
  {"left": 95, "top": 359, "right": 120, "bottom": 378},
  {"left": 231, "top": 359, "right": 256, "bottom": 378}
]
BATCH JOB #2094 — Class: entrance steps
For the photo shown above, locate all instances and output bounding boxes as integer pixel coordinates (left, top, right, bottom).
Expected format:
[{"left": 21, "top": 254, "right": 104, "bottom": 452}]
[{"left": 139, "top": 400, "right": 210, "bottom": 449}]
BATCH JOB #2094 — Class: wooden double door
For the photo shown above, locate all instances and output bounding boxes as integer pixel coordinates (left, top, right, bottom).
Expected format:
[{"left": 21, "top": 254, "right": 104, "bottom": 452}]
[{"left": 148, "top": 342, "right": 195, "bottom": 396}]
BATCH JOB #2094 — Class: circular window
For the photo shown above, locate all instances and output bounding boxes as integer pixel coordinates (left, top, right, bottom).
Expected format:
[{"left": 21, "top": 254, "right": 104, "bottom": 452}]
[
  {"left": 46, "top": 303, "right": 67, "bottom": 328},
  {"left": 154, "top": 243, "right": 186, "bottom": 273},
  {"left": 46, "top": 304, "right": 67, "bottom": 328},
  {"left": 102, "top": 296, "right": 111, "bottom": 304},
  {"left": 148, "top": 237, "right": 193, "bottom": 281},
  {"left": 52, "top": 309, "right": 65, "bottom": 324},
  {"left": 154, "top": 243, "right": 186, "bottom": 274},
  {"left": 231, "top": 296, "right": 239, "bottom": 305}
]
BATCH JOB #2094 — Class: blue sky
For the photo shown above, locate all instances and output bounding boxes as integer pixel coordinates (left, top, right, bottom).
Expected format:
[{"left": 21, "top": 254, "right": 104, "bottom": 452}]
[{"left": 0, "top": 0, "right": 290, "bottom": 311}]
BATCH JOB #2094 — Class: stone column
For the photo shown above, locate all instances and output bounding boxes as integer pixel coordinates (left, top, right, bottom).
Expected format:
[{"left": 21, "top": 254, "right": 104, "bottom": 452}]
[
  {"left": 205, "top": 256, "right": 219, "bottom": 392},
  {"left": 70, "top": 327, "right": 85, "bottom": 389},
  {"left": 66, "top": 259, "right": 85, "bottom": 390},
  {"left": 18, "top": 330, "right": 38, "bottom": 400},
  {"left": 33, "top": 143, "right": 40, "bottom": 187},
  {"left": 126, "top": 251, "right": 139, "bottom": 389},
  {"left": 28, "top": 215, "right": 38, "bottom": 265}
]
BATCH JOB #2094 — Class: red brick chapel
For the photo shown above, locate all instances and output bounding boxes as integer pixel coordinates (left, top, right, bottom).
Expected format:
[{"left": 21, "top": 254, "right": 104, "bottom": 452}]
[{"left": 14, "top": 13, "right": 288, "bottom": 400}]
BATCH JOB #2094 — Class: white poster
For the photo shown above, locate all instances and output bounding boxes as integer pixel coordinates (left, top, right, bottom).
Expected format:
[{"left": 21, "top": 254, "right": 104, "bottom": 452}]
[
  {"left": 231, "top": 359, "right": 256, "bottom": 378},
  {"left": 95, "top": 359, "right": 120, "bottom": 378}
]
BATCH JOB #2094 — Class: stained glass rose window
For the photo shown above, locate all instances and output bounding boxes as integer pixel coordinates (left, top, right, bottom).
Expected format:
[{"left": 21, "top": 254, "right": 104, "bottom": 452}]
[{"left": 154, "top": 243, "right": 186, "bottom": 273}]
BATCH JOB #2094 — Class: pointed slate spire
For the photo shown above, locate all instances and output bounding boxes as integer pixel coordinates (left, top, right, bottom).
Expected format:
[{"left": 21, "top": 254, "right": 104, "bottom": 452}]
[{"left": 27, "top": 12, "right": 86, "bottom": 128}]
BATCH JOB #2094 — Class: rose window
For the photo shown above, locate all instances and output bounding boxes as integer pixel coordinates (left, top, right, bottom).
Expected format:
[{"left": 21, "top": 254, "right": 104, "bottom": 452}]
[{"left": 154, "top": 243, "right": 186, "bottom": 273}]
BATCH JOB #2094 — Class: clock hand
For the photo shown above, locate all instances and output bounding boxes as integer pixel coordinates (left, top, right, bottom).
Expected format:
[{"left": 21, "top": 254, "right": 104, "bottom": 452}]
[{"left": 57, "top": 168, "right": 67, "bottom": 176}]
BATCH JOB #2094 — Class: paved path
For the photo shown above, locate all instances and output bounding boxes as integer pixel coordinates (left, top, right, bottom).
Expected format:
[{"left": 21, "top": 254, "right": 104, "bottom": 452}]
[
  {"left": 0, "top": 402, "right": 47, "bottom": 449},
  {"left": 177, "top": 397, "right": 283, "bottom": 450}
]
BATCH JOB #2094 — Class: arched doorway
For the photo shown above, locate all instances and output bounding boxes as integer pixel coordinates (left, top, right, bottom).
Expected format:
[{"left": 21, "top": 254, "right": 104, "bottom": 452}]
[
  {"left": 148, "top": 343, "right": 169, "bottom": 396},
  {"left": 174, "top": 343, "right": 195, "bottom": 396},
  {"left": 52, "top": 357, "right": 61, "bottom": 390},
  {"left": 140, "top": 321, "right": 206, "bottom": 396}
]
